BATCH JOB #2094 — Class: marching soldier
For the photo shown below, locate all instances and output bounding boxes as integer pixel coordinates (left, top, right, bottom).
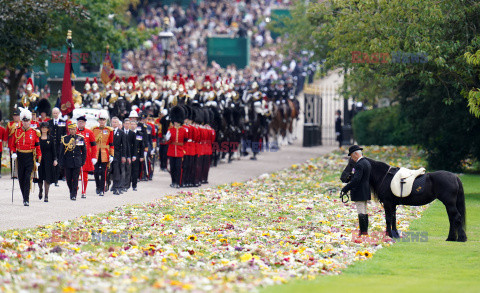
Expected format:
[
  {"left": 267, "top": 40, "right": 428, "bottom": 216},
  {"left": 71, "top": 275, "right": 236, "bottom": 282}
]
[
  {"left": 10, "top": 108, "right": 42, "bottom": 206},
  {"left": 76, "top": 115, "right": 97, "bottom": 198},
  {"left": 58, "top": 123, "right": 87, "bottom": 200},
  {"left": 92, "top": 110, "right": 114, "bottom": 196},
  {"left": 166, "top": 106, "right": 187, "bottom": 188}
]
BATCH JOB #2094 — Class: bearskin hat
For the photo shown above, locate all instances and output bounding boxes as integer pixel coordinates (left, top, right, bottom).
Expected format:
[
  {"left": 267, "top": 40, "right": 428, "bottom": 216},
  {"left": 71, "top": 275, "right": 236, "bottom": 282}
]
[
  {"left": 193, "top": 107, "right": 203, "bottom": 124},
  {"left": 170, "top": 106, "right": 185, "bottom": 124},
  {"left": 37, "top": 99, "right": 51, "bottom": 116},
  {"left": 203, "top": 108, "right": 210, "bottom": 125}
]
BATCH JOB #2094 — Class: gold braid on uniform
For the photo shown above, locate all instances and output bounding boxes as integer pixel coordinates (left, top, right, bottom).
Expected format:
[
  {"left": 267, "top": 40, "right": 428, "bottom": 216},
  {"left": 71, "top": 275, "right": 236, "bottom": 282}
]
[{"left": 63, "top": 136, "right": 76, "bottom": 154}]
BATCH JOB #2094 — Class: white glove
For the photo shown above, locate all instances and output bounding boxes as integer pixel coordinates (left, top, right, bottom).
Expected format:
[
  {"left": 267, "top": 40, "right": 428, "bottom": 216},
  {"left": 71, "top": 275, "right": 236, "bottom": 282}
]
[
  {"left": 144, "top": 151, "right": 148, "bottom": 158},
  {"left": 3, "top": 147, "right": 8, "bottom": 153},
  {"left": 150, "top": 150, "right": 155, "bottom": 156},
  {"left": 36, "top": 162, "right": 40, "bottom": 167},
  {"left": 109, "top": 156, "right": 113, "bottom": 163},
  {"left": 11, "top": 153, "right": 17, "bottom": 160},
  {"left": 92, "top": 158, "right": 97, "bottom": 165}
]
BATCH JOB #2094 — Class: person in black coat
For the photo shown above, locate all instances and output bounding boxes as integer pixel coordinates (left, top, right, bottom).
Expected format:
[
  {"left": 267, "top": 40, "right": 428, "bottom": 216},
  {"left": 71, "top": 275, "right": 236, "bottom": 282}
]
[
  {"left": 111, "top": 117, "right": 127, "bottom": 195},
  {"left": 37, "top": 122, "right": 57, "bottom": 202},
  {"left": 335, "top": 110, "right": 343, "bottom": 148},
  {"left": 129, "top": 120, "right": 144, "bottom": 191},
  {"left": 341, "top": 145, "right": 372, "bottom": 236},
  {"left": 48, "top": 107, "right": 67, "bottom": 185},
  {"left": 122, "top": 118, "right": 134, "bottom": 191},
  {"left": 58, "top": 123, "right": 87, "bottom": 200}
]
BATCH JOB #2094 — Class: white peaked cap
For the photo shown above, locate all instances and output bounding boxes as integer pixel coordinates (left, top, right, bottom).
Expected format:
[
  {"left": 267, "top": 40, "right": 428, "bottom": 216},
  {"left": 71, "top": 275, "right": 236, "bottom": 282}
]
[{"left": 19, "top": 107, "right": 32, "bottom": 121}]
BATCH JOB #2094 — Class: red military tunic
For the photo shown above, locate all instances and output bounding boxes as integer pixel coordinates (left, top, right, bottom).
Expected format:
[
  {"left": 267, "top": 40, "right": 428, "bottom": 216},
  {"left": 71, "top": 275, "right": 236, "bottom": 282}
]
[
  {"left": 206, "top": 125, "right": 215, "bottom": 156},
  {"left": 183, "top": 124, "right": 196, "bottom": 156},
  {"left": 166, "top": 125, "right": 187, "bottom": 157},
  {"left": 77, "top": 128, "right": 97, "bottom": 171},
  {"left": 7, "top": 121, "right": 21, "bottom": 150},
  {"left": 92, "top": 126, "right": 114, "bottom": 163},
  {"left": 11, "top": 127, "right": 42, "bottom": 160},
  {"left": 0, "top": 126, "right": 7, "bottom": 147}
]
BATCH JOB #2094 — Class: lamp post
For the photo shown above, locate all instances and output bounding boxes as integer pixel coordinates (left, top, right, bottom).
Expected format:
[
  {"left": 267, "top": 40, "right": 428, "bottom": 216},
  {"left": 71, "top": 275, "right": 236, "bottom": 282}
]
[{"left": 158, "top": 18, "right": 174, "bottom": 76}]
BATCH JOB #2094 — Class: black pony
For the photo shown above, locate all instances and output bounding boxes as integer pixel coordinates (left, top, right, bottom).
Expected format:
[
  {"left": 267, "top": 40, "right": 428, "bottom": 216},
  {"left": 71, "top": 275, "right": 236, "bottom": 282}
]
[{"left": 340, "top": 157, "right": 467, "bottom": 242}]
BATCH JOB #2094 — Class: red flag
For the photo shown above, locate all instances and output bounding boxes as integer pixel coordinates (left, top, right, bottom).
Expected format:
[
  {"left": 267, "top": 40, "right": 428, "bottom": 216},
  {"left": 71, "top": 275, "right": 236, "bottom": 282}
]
[
  {"left": 101, "top": 49, "right": 116, "bottom": 85},
  {"left": 60, "top": 47, "right": 74, "bottom": 116}
]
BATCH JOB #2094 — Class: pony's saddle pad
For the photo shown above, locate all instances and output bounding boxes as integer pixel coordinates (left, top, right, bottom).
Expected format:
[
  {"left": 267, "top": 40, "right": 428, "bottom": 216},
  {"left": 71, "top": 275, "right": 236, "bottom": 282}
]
[{"left": 390, "top": 167, "right": 426, "bottom": 197}]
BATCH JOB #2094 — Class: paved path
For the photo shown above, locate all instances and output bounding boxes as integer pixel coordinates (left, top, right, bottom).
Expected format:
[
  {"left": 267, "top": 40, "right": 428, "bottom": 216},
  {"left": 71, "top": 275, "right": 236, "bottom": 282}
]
[{"left": 0, "top": 142, "right": 335, "bottom": 231}]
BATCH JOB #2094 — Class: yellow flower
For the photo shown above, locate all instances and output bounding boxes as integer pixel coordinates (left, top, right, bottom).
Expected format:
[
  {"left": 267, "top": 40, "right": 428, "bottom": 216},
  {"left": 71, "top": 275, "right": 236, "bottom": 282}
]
[
  {"left": 111, "top": 252, "right": 118, "bottom": 258},
  {"left": 182, "top": 284, "right": 193, "bottom": 290},
  {"left": 79, "top": 265, "right": 88, "bottom": 269},
  {"left": 355, "top": 251, "right": 365, "bottom": 256},
  {"left": 188, "top": 235, "right": 197, "bottom": 241},
  {"left": 364, "top": 251, "right": 373, "bottom": 258},
  {"left": 163, "top": 214, "right": 173, "bottom": 221},
  {"left": 13, "top": 231, "right": 19, "bottom": 236},
  {"left": 240, "top": 253, "right": 253, "bottom": 262},
  {"left": 62, "top": 287, "right": 76, "bottom": 293},
  {"left": 219, "top": 238, "right": 228, "bottom": 243}
]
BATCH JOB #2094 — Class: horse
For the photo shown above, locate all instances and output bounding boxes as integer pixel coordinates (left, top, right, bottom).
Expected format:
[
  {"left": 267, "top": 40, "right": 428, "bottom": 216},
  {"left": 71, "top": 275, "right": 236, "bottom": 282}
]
[
  {"left": 340, "top": 157, "right": 467, "bottom": 242},
  {"left": 286, "top": 99, "right": 299, "bottom": 143},
  {"left": 269, "top": 101, "right": 288, "bottom": 147}
]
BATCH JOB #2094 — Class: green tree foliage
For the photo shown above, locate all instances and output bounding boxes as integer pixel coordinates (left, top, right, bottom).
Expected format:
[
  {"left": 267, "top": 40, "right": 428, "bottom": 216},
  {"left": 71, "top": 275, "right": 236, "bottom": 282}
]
[
  {"left": 0, "top": 0, "right": 153, "bottom": 116},
  {"left": 275, "top": 0, "right": 480, "bottom": 170},
  {"left": 268, "top": 0, "right": 329, "bottom": 62},
  {"left": 352, "top": 106, "right": 415, "bottom": 146}
]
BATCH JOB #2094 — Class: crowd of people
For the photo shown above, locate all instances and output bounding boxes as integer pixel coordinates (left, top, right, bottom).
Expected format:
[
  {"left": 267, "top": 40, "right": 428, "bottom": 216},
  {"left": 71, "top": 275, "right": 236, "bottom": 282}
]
[
  {"left": 121, "top": 0, "right": 314, "bottom": 87},
  {"left": 4, "top": 69, "right": 304, "bottom": 207},
  {"left": 0, "top": 0, "right": 324, "bottom": 207}
]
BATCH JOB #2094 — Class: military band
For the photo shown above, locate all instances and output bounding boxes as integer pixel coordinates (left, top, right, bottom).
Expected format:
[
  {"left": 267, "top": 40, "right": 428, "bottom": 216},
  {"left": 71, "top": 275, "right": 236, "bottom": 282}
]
[{"left": 5, "top": 73, "right": 300, "bottom": 205}]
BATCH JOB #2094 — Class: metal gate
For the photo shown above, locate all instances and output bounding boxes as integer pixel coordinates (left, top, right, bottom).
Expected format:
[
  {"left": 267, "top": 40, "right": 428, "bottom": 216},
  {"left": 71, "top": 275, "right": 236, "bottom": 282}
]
[
  {"left": 303, "top": 92, "right": 322, "bottom": 147},
  {"left": 303, "top": 85, "right": 352, "bottom": 146}
]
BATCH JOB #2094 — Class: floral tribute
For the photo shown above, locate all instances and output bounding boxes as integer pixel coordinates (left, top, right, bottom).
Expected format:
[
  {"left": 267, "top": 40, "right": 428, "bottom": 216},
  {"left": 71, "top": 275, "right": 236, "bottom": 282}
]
[{"left": 0, "top": 146, "right": 427, "bottom": 292}]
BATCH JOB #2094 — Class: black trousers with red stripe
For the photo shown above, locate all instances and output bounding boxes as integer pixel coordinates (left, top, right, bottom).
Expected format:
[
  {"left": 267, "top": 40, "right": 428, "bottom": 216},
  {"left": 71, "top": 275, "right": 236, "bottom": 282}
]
[
  {"left": 17, "top": 152, "right": 34, "bottom": 202},
  {"left": 169, "top": 156, "right": 183, "bottom": 185}
]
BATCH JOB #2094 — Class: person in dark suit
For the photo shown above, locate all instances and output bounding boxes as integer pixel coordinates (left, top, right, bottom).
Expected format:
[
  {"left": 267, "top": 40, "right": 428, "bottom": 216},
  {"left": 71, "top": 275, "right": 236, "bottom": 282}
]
[
  {"left": 122, "top": 118, "right": 134, "bottom": 191},
  {"left": 341, "top": 145, "right": 372, "bottom": 236},
  {"left": 58, "top": 123, "right": 87, "bottom": 200},
  {"left": 48, "top": 107, "right": 67, "bottom": 186},
  {"left": 111, "top": 117, "right": 127, "bottom": 195},
  {"left": 129, "top": 120, "right": 143, "bottom": 191},
  {"left": 335, "top": 110, "right": 343, "bottom": 148}
]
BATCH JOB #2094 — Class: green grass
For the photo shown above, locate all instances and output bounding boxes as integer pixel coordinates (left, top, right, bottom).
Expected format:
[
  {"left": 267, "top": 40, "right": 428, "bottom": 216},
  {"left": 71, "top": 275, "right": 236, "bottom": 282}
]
[{"left": 262, "top": 174, "right": 480, "bottom": 293}]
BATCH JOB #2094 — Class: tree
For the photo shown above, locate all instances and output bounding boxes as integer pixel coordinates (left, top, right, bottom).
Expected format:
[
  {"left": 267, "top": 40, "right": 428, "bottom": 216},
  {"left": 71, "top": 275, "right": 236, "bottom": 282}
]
[
  {"left": 0, "top": 0, "right": 153, "bottom": 117},
  {"left": 0, "top": 0, "right": 83, "bottom": 116},
  {"left": 277, "top": 0, "right": 480, "bottom": 169}
]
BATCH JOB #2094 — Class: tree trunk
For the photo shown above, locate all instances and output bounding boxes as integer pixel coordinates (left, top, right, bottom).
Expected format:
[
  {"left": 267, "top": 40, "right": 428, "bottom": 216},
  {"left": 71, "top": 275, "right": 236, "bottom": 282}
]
[{"left": 7, "top": 68, "right": 26, "bottom": 118}]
